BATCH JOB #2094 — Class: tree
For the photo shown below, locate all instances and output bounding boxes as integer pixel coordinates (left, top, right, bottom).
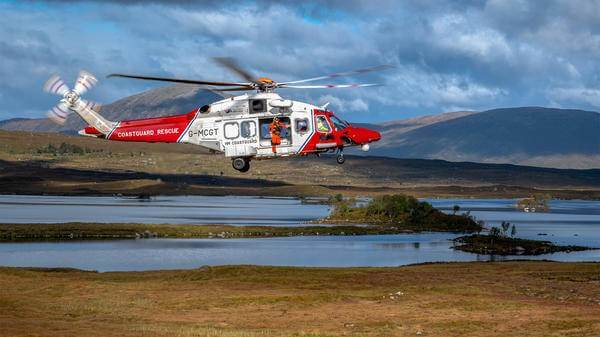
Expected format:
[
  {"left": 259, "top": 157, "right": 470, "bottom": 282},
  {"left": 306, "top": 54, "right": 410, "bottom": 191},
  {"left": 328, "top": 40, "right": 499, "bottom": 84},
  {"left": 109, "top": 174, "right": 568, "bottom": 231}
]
[
  {"left": 489, "top": 227, "right": 501, "bottom": 237},
  {"left": 510, "top": 224, "right": 517, "bottom": 237},
  {"left": 501, "top": 221, "right": 511, "bottom": 236},
  {"left": 452, "top": 205, "right": 460, "bottom": 215}
]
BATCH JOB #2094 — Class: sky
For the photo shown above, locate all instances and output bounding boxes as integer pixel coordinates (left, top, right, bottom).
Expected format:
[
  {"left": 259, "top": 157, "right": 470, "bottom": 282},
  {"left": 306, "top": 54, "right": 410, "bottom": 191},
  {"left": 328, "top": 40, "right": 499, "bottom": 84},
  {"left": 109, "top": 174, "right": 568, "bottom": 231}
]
[{"left": 2, "top": 0, "right": 600, "bottom": 123}]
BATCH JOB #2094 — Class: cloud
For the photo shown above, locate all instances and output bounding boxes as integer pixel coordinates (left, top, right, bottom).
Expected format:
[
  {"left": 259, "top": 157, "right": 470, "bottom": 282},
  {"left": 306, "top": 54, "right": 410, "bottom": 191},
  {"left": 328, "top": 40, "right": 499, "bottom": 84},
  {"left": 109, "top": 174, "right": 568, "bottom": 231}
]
[
  {"left": 548, "top": 87, "right": 600, "bottom": 108},
  {"left": 1, "top": 0, "right": 600, "bottom": 123},
  {"left": 317, "top": 94, "right": 369, "bottom": 113}
]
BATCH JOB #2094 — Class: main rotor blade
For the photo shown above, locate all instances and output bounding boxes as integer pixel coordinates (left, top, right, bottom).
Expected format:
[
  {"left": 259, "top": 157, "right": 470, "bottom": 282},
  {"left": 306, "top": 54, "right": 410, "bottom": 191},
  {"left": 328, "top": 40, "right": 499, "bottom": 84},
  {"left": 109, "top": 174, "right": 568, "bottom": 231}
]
[
  {"left": 213, "top": 57, "right": 257, "bottom": 84},
  {"left": 280, "top": 83, "right": 380, "bottom": 89},
  {"left": 280, "top": 64, "right": 394, "bottom": 85},
  {"left": 43, "top": 74, "right": 70, "bottom": 96},
  {"left": 203, "top": 86, "right": 234, "bottom": 98},
  {"left": 73, "top": 70, "right": 98, "bottom": 96},
  {"left": 46, "top": 101, "right": 71, "bottom": 125},
  {"left": 214, "top": 86, "right": 256, "bottom": 91},
  {"left": 107, "top": 73, "right": 250, "bottom": 87}
]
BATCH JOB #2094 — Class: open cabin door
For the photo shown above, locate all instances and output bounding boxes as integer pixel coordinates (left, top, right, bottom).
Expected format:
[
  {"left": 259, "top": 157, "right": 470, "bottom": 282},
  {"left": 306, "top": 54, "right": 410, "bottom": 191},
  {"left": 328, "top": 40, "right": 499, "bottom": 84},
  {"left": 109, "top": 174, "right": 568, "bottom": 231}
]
[{"left": 259, "top": 117, "right": 292, "bottom": 148}]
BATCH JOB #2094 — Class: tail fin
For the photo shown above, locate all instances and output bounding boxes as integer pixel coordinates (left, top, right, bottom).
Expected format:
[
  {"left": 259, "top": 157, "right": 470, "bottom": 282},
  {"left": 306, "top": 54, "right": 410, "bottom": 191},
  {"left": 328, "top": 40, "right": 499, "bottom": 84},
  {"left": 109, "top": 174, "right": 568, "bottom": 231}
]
[{"left": 73, "top": 100, "right": 117, "bottom": 135}]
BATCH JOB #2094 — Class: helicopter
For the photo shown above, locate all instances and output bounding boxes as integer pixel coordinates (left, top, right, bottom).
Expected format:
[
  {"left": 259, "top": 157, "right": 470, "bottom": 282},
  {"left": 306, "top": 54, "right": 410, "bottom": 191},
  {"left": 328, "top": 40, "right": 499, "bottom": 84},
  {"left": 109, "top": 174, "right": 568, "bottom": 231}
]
[{"left": 43, "top": 58, "right": 388, "bottom": 172}]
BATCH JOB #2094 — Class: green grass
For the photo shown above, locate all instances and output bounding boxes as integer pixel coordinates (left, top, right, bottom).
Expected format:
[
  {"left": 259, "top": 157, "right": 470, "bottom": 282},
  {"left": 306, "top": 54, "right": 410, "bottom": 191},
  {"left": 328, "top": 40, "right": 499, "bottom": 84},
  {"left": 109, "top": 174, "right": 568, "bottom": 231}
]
[{"left": 0, "top": 223, "right": 413, "bottom": 242}]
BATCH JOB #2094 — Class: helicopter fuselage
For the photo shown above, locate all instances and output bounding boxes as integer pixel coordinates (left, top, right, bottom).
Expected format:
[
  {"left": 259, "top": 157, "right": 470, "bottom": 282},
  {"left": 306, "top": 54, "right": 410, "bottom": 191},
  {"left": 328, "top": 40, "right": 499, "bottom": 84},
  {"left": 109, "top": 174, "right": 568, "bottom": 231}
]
[{"left": 79, "top": 92, "right": 381, "bottom": 171}]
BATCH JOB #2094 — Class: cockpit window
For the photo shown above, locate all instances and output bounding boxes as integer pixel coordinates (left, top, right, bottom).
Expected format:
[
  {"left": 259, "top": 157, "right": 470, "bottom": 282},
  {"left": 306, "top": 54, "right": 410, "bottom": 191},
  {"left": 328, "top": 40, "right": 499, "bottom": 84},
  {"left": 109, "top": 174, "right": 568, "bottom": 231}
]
[
  {"left": 315, "top": 116, "right": 332, "bottom": 133},
  {"left": 330, "top": 115, "right": 349, "bottom": 130}
]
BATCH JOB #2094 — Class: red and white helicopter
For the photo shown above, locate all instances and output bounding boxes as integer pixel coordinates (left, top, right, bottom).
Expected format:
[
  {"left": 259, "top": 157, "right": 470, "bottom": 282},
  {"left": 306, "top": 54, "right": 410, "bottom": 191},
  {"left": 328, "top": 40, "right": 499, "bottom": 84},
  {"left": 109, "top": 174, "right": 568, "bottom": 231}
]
[{"left": 43, "top": 58, "right": 387, "bottom": 172}]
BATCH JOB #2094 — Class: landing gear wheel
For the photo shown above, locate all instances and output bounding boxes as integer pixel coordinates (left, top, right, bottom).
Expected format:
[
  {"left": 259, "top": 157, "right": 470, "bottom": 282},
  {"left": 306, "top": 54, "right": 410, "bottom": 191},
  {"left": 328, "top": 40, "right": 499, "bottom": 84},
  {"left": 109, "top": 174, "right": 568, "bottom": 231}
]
[
  {"left": 239, "top": 163, "right": 250, "bottom": 172},
  {"left": 232, "top": 157, "right": 250, "bottom": 172},
  {"left": 336, "top": 153, "right": 346, "bottom": 165}
]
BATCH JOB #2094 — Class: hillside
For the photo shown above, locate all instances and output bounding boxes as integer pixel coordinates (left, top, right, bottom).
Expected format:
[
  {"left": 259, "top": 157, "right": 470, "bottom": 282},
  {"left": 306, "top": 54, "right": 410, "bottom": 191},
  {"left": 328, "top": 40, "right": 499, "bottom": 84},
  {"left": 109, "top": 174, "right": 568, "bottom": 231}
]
[
  {"left": 1, "top": 84, "right": 598, "bottom": 168},
  {"left": 371, "top": 107, "right": 600, "bottom": 169},
  {"left": 0, "top": 129, "right": 599, "bottom": 199}
]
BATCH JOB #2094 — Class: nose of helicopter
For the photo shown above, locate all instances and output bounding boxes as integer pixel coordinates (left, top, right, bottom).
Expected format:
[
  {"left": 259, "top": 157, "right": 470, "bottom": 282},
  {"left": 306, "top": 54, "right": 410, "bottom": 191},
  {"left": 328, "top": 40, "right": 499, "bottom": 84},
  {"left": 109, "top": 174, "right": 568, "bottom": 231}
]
[
  {"left": 345, "top": 126, "right": 381, "bottom": 144},
  {"left": 365, "top": 128, "right": 381, "bottom": 142}
]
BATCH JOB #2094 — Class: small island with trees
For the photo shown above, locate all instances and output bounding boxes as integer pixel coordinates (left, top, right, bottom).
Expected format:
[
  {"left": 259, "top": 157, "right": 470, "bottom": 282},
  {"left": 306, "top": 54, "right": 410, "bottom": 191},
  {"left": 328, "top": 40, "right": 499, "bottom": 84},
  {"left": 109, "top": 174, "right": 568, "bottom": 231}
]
[
  {"left": 453, "top": 221, "right": 592, "bottom": 255},
  {"left": 323, "top": 194, "right": 483, "bottom": 232},
  {"left": 517, "top": 194, "right": 551, "bottom": 212}
]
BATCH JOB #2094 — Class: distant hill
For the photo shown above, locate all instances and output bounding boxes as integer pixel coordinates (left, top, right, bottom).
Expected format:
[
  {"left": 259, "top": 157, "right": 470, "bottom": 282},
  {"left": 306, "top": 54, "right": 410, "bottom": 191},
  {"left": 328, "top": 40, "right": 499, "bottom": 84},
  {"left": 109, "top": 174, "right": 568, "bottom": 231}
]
[
  {"left": 0, "top": 85, "right": 220, "bottom": 134},
  {"left": 370, "top": 107, "right": 600, "bottom": 169},
  {"left": 1, "top": 85, "right": 598, "bottom": 169}
]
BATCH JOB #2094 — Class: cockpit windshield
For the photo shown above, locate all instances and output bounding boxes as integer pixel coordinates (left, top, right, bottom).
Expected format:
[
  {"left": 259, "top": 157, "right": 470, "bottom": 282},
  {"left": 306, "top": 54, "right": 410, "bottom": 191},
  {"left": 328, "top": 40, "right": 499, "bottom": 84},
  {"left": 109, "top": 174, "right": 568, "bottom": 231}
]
[{"left": 330, "top": 115, "right": 349, "bottom": 130}]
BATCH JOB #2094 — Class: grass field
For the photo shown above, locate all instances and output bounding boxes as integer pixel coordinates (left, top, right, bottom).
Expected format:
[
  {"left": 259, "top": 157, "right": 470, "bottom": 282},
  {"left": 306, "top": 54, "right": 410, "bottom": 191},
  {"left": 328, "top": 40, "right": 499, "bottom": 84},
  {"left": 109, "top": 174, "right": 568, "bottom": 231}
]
[{"left": 0, "top": 262, "right": 598, "bottom": 337}]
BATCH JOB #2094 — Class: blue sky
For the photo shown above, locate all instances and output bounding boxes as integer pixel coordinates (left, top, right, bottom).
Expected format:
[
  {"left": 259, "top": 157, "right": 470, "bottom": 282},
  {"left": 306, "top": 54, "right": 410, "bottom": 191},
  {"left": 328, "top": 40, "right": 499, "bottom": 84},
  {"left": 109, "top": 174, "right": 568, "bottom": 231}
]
[{"left": 2, "top": 0, "right": 600, "bottom": 122}]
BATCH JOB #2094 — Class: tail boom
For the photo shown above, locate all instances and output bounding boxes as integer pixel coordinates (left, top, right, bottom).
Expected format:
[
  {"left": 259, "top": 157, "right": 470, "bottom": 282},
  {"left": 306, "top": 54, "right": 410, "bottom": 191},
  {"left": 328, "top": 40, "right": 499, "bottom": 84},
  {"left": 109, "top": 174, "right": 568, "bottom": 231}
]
[
  {"left": 74, "top": 102, "right": 116, "bottom": 135},
  {"left": 80, "top": 110, "right": 197, "bottom": 143}
]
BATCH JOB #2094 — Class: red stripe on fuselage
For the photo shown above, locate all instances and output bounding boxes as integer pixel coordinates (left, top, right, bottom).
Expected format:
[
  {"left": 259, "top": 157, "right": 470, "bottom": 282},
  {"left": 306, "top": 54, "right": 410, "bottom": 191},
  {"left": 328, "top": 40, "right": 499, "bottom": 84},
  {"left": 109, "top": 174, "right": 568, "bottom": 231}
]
[
  {"left": 108, "top": 110, "right": 196, "bottom": 143},
  {"left": 299, "top": 109, "right": 341, "bottom": 154}
]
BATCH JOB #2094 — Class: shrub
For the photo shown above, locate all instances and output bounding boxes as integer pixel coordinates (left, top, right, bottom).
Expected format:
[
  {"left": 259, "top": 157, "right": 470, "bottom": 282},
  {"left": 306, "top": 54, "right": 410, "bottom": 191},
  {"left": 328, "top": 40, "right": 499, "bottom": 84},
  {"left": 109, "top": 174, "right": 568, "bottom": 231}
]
[
  {"left": 330, "top": 194, "right": 482, "bottom": 232},
  {"left": 37, "top": 142, "right": 96, "bottom": 156}
]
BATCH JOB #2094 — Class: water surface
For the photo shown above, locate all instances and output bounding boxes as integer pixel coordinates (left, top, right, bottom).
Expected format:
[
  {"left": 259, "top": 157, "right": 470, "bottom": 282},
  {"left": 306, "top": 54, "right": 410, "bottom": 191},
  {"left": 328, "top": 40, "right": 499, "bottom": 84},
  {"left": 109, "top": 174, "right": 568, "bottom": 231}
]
[
  {"left": 426, "top": 198, "right": 600, "bottom": 247},
  {"left": 0, "top": 234, "right": 597, "bottom": 272},
  {"left": 0, "top": 195, "right": 598, "bottom": 271},
  {"left": 0, "top": 195, "right": 330, "bottom": 226}
]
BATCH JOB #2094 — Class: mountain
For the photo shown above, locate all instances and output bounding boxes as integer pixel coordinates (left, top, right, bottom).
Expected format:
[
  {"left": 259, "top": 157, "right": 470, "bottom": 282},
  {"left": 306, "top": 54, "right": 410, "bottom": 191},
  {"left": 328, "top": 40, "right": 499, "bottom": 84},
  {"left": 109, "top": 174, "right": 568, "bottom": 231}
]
[
  {"left": 1, "top": 84, "right": 598, "bottom": 169},
  {"left": 0, "top": 85, "right": 221, "bottom": 133},
  {"left": 370, "top": 107, "right": 600, "bottom": 169}
]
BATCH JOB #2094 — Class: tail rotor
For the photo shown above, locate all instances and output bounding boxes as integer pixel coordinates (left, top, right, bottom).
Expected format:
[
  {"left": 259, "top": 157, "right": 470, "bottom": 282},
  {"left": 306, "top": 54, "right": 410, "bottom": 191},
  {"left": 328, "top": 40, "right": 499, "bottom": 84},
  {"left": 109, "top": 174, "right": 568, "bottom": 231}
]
[
  {"left": 42, "top": 70, "right": 102, "bottom": 125},
  {"left": 43, "top": 74, "right": 70, "bottom": 96},
  {"left": 73, "top": 70, "right": 98, "bottom": 96}
]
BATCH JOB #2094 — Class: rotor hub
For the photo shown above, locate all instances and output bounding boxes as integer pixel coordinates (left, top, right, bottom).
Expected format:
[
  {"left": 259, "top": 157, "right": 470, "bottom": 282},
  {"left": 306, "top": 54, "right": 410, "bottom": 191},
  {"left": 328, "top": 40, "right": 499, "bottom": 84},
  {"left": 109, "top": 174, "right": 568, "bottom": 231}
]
[{"left": 64, "top": 90, "right": 79, "bottom": 106}]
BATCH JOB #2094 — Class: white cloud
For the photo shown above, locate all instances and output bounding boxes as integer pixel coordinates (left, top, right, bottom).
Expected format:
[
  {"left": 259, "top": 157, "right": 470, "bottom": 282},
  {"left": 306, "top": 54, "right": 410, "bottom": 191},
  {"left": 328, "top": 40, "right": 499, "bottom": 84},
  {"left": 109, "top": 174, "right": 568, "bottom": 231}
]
[
  {"left": 549, "top": 87, "right": 600, "bottom": 108},
  {"left": 2, "top": 0, "right": 600, "bottom": 123},
  {"left": 378, "top": 65, "right": 506, "bottom": 110},
  {"left": 317, "top": 94, "right": 369, "bottom": 112},
  {"left": 430, "top": 14, "right": 513, "bottom": 61}
]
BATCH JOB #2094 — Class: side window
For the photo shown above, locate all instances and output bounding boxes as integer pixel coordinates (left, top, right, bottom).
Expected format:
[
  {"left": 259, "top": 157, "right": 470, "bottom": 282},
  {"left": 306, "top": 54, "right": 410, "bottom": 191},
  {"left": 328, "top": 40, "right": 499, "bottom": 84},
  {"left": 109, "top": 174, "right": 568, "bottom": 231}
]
[
  {"left": 224, "top": 122, "right": 239, "bottom": 139},
  {"left": 249, "top": 99, "right": 266, "bottom": 114},
  {"left": 315, "top": 116, "right": 332, "bottom": 133},
  {"left": 241, "top": 121, "right": 256, "bottom": 138},
  {"left": 295, "top": 118, "right": 309, "bottom": 133},
  {"left": 199, "top": 105, "right": 210, "bottom": 114},
  {"left": 260, "top": 120, "right": 271, "bottom": 139}
]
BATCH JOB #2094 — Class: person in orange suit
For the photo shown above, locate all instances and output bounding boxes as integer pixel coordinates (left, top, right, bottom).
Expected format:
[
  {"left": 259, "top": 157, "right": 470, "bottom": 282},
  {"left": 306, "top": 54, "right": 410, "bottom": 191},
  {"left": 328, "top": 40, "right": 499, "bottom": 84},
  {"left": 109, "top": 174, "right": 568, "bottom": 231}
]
[{"left": 269, "top": 117, "right": 287, "bottom": 153}]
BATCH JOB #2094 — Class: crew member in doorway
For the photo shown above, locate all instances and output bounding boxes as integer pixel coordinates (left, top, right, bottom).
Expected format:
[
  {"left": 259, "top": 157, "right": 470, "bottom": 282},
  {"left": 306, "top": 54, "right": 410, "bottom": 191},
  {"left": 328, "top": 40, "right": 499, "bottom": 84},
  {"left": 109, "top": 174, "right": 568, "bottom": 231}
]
[{"left": 269, "top": 116, "right": 287, "bottom": 153}]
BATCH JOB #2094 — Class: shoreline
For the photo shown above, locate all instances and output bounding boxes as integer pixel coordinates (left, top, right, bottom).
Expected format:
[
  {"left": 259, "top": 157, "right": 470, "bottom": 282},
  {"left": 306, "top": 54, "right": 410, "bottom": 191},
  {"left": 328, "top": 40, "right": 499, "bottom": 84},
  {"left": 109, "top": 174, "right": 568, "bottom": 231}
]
[
  {"left": 0, "top": 222, "right": 424, "bottom": 242},
  {"left": 3, "top": 191, "right": 600, "bottom": 202},
  {"left": 1, "top": 187, "right": 600, "bottom": 200},
  {"left": 2, "top": 223, "right": 595, "bottom": 257},
  {"left": 0, "top": 259, "right": 598, "bottom": 273}
]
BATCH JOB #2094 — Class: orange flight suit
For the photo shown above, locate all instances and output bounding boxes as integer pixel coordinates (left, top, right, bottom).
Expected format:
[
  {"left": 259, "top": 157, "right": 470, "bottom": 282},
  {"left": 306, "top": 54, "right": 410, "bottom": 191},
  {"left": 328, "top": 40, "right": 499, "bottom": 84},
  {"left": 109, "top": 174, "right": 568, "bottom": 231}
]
[{"left": 269, "top": 119, "right": 286, "bottom": 153}]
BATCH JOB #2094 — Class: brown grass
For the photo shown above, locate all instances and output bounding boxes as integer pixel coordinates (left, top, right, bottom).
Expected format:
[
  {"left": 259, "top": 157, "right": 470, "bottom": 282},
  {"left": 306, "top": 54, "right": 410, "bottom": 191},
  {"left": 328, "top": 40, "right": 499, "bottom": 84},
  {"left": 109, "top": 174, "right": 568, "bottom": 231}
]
[
  {"left": 1, "top": 130, "right": 599, "bottom": 199},
  {"left": 0, "top": 262, "right": 599, "bottom": 337}
]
